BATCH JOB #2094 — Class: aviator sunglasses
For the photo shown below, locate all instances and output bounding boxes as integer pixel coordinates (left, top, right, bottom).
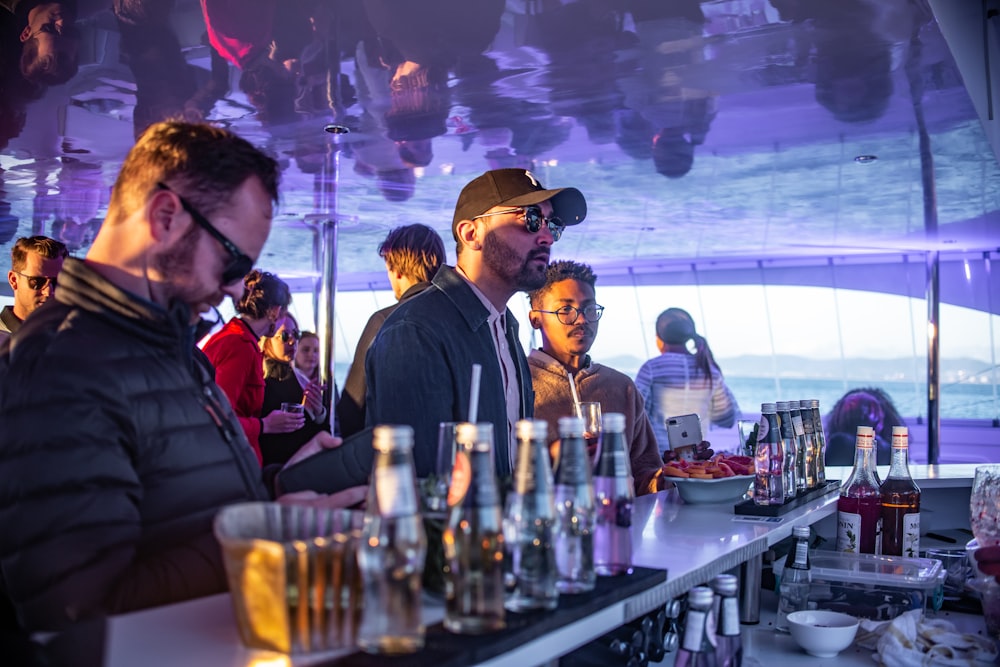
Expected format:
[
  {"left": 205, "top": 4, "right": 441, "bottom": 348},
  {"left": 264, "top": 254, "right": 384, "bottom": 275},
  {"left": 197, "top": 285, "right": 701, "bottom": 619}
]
[
  {"left": 472, "top": 205, "right": 565, "bottom": 242},
  {"left": 15, "top": 271, "right": 57, "bottom": 291},
  {"left": 279, "top": 330, "right": 302, "bottom": 344},
  {"left": 156, "top": 182, "right": 253, "bottom": 285}
]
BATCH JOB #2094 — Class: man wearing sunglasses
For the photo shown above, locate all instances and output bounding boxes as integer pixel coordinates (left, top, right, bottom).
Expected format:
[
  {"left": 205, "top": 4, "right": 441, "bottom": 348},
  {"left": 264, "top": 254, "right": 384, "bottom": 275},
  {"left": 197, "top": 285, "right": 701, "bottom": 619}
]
[
  {"left": 1, "top": 235, "right": 68, "bottom": 344},
  {"left": 3, "top": 1, "right": 81, "bottom": 86},
  {"left": 0, "top": 121, "right": 365, "bottom": 635},
  {"left": 365, "top": 168, "right": 586, "bottom": 479},
  {"left": 527, "top": 260, "right": 664, "bottom": 496}
]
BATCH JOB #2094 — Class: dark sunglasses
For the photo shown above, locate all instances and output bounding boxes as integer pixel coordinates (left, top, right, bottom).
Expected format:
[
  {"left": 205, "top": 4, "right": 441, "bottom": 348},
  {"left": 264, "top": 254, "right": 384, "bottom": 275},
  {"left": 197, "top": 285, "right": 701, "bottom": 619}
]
[
  {"left": 156, "top": 182, "right": 253, "bottom": 285},
  {"left": 472, "top": 205, "right": 565, "bottom": 242},
  {"left": 15, "top": 271, "right": 57, "bottom": 291},
  {"left": 279, "top": 330, "right": 302, "bottom": 344}
]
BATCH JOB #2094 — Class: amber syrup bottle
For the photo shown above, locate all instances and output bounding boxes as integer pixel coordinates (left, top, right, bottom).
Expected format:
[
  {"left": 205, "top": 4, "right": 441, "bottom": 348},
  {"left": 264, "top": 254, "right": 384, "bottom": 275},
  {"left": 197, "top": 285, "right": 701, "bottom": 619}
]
[{"left": 880, "top": 426, "right": 921, "bottom": 557}]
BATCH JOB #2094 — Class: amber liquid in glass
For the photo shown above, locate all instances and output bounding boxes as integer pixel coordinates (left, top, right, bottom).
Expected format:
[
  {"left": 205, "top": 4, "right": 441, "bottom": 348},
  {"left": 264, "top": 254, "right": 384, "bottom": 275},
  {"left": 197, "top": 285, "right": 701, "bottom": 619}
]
[{"left": 880, "top": 479, "right": 920, "bottom": 557}]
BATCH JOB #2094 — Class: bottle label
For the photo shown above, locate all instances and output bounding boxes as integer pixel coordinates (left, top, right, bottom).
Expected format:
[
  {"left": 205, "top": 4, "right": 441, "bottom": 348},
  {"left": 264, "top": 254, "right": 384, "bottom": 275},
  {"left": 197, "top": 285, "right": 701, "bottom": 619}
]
[
  {"left": 375, "top": 464, "right": 417, "bottom": 517},
  {"left": 837, "top": 511, "right": 862, "bottom": 553},
  {"left": 903, "top": 512, "right": 920, "bottom": 557},
  {"left": 682, "top": 609, "right": 707, "bottom": 653},
  {"left": 757, "top": 415, "right": 770, "bottom": 443},
  {"left": 792, "top": 415, "right": 804, "bottom": 437},
  {"left": 793, "top": 540, "right": 809, "bottom": 566},
  {"left": 721, "top": 597, "right": 740, "bottom": 636}
]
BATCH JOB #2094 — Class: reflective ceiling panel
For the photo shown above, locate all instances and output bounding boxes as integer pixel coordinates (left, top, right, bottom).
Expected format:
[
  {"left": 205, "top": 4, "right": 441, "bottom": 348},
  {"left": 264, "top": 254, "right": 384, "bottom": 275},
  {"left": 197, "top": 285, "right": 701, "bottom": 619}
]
[{"left": 1, "top": 0, "right": 998, "bottom": 290}]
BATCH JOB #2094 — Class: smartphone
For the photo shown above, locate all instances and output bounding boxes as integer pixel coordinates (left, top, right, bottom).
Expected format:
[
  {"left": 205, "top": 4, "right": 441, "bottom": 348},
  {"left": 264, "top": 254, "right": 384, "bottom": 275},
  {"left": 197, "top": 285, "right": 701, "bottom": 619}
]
[
  {"left": 276, "top": 427, "right": 375, "bottom": 495},
  {"left": 665, "top": 413, "right": 704, "bottom": 462}
]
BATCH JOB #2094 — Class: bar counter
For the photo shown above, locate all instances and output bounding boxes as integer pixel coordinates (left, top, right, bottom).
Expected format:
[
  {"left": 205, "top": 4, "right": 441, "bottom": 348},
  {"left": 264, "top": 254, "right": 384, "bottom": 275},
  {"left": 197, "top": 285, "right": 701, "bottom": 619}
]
[{"left": 103, "top": 464, "right": 987, "bottom": 666}]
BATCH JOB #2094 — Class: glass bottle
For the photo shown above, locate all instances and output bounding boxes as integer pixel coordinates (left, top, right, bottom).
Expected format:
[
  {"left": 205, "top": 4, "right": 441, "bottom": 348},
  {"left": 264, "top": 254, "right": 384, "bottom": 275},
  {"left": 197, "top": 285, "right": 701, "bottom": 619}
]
[
  {"left": 790, "top": 402, "right": 813, "bottom": 490},
  {"left": 711, "top": 574, "right": 742, "bottom": 667},
  {"left": 880, "top": 426, "right": 921, "bottom": 557},
  {"left": 753, "top": 403, "right": 784, "bottom": 506},
  {"left": 836, "top": 426, "right": 882, "bottom": 555},
  {"left": 775, "top": 525, "right": 812, "bottom": 633},
  {"left": 808, "top": 399, "right": 827, "bottom": 485},
  {"left": 675, "top": 586, "right": 718, "bottom": 667},
  {"left": 594, "top": 412, "right": 634, "bottom": 576},
  {"left": 797, "top": 400, "right": 818, "bottom": 490},
  {"left": 553, "top": 415, "right": 596, "bottom": 594},
  {"left": 357, "top": 425, "right": 427, "bottom": 654},
  {"left": 504, "top": 419, "right": 559, "bottom": 612},
  {"left": 443, "top": 422, "right": 506, "bottom": 633},
  {"left": 775, "top": 402, "right": 798, "bottom": 499}
]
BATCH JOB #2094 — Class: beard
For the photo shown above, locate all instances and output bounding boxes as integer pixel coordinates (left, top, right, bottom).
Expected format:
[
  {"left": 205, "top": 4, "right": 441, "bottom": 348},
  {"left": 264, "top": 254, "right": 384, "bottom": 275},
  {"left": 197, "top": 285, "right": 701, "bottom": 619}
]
[
  {"left": 153, "top": 224, "right": 204, "bottom": 317},
  {"left": 481, "top": 230, "right": 550, "bottom": 292}
]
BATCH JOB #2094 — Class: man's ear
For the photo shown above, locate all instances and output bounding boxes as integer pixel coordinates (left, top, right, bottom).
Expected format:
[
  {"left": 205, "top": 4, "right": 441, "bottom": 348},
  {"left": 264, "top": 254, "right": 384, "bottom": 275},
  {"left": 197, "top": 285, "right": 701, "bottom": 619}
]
[
  {"left": 8, "top": 270, "right": 17, "bottom": 291},
  {"left": 20, "top": 25, "right": 31, "bottom": 43},
  {"left": 655, "top": 336, "right": 666, "bottom": 353},
  {"left": 148, "top": 189, "right": 184, "bottom": 243},
  {"left": 454, "top": 219, "right": 480, "bottom": 251},
  {"left": 529, "top": 311, "right": 543, "bottom": 329}
]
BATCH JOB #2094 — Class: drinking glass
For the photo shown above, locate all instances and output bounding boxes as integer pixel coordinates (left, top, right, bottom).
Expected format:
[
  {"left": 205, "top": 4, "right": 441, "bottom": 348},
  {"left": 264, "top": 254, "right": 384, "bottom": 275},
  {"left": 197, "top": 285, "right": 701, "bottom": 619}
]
[
  {"left": 281, "top": 402, "right": 305, "bottom": 415},
  {"left": 574, "top": 402, "right": 602, "bottom": 464},
  {"left": 737, "top": 419, "right": 758, "bottom": 458},
  {"left": 971, "top": 465, "right": 1000, "bottom": 548},
  {"left": 422, "top": 422, "right": 458, "bottom": 518}
]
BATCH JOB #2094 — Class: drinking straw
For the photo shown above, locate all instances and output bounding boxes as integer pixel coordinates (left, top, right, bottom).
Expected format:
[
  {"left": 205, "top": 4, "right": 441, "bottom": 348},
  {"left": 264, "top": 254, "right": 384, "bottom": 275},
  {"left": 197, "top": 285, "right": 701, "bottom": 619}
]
[
  {"left": 566, "top": 372, "right": 582, "bottom": 415},
  {"left": 468, "top": 363, "right": 482, "bottom": 423}
]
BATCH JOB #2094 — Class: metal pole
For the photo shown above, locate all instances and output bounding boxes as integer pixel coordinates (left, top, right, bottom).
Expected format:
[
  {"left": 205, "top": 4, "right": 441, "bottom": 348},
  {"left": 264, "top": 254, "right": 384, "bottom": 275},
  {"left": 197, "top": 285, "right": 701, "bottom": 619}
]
[
  {"left": 315, "top": 147, "right": 340, "bottom": 422},
  {"left": 927, "top": 252, "right": 940, "bottom": 464}
]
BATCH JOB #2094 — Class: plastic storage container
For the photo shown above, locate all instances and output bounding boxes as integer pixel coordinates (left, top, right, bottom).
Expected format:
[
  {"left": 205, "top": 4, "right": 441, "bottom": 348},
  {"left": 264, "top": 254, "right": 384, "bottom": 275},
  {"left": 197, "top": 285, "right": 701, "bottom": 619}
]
[{"left": 774, "top": 550, "right": 945, "bottom": 621}]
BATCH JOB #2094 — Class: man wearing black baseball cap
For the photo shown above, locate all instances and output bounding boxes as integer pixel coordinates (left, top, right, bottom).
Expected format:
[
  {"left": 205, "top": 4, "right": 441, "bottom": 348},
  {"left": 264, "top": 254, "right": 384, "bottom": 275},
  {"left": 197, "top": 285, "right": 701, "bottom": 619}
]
[{"left": 365, "top": 168, "right": 587, "bottom": 479}]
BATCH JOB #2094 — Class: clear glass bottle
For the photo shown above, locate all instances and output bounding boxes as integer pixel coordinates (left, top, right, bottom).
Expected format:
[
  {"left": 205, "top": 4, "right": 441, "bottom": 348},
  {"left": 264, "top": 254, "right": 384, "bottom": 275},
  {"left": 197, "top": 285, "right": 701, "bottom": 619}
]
[
  {"left": 775, "top": 525, "right": 812, "bottom": 633},
  {"left": 796, "top": 400, "right": 818, "bottom": 490},
  {"left": 808, "top": 399, "right": 827, "bottom": 485},
  {"left": 553, "top": 415, "right": 596, "bottom": 594},
  {"left": 357, "top": 424, "right": 427, "bottom": 654},
  {"left": 504, "top": 419, "right": 559, "bottom": 612},
  {"left": 593, "top": 412, "right": 634, "bottom": 576},
  {"left": 443, "top": 422, "right": 506, "bottom": 633},
  {"left": 775, "top": 402, "right": 798, "bottom": 499},
  {"left": 711, "top": 574, "right": 742, "bottom": 667},
  {"left": 789, "top": 402, "right": 813, "bottom": 490},
  {"left": 836, "top": 426, "right": 882, "bottom": 554},
  {"left": 880, "top": 426, "right": 921, "bottom": 557},
  {"left": 675, "top": 586, "right": 718, "bottom": 667},
  {"left": 753, "top": 403, "right": 784, "bottom": 506}
]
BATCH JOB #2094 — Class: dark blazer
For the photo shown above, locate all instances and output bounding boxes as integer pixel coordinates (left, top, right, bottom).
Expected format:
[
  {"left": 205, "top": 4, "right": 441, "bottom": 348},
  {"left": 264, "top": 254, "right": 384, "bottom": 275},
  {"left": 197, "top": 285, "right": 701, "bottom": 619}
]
[{"left": 364, "top": 265, "right": 533, "bottom": 478}]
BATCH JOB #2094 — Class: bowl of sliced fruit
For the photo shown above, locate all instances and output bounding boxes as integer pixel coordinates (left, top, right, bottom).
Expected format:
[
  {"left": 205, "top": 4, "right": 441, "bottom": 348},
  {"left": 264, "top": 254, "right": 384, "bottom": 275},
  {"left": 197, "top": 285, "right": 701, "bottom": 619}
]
[{"left": 661, "top": 454, "right": 755, "bottom": 504}]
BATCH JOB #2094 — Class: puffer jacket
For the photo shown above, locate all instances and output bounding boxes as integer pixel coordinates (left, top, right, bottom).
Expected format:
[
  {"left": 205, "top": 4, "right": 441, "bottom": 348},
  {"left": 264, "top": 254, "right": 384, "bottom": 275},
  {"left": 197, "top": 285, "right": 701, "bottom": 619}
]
[{"left": 0, "top": 258, "right": 270, "bottom": 633}]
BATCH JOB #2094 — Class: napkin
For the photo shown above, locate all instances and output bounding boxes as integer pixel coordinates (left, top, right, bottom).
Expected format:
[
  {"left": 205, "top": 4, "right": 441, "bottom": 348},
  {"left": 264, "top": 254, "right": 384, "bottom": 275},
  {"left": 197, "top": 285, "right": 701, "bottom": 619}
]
[{"left": 855, "top": 609, "right": 998, "bottom": 666}]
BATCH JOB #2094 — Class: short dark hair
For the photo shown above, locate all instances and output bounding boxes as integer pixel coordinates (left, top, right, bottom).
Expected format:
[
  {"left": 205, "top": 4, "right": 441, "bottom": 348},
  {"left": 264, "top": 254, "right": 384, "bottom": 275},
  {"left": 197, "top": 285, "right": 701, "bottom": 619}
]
[
  {"left": 10, "top": 235, "right": 69, "bottom": 272},
  {"left": 20, "top": 36, "right": 79, "bottom": 86},
  {"left": 378, "top": 224, "right": 445, "bottom": 283},
  {"left": 236, "top": 270, "right": 291, "bottom": 318},
  {"left": 108, "top": 120, "right": 279, "bottom": 226},
  {"left": 528, "top": 260, "right": 597, "bottom": 310}
]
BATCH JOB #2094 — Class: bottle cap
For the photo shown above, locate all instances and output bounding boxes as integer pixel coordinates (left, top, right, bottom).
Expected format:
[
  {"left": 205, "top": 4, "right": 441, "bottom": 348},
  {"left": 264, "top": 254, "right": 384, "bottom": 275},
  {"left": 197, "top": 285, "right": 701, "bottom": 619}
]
[
  {"left": 712, "top": 574, "right": 738, "bottom": 595},
  {"left": 776, "top": 401, "right": 790, "bottom": 411},
  {"left": 856, "top": 425, "right": 875, "bottom": 437},
  {"left": 603, "top": 412, "right": 625, "bottom": 432},
  {"left": 761, "top": 402, "right": 776, "bottom": 413},
  {"left": 457, "top": 422, "right": 494, "bottom": 451},
  {"left": 793, "top": 525, "right": 810, "bottom": 539},
  {"left": 688, "top": 586, "right": 714, "bottom": 607},
  {"left": 558, "top": 415, "right": 585, "bottom": 437},
  {"left": 807, "top": 399, "right": 820, "bottom": 408},
  {"left": 372, "top": 424, "right": 414, "bottom": 451},
  {"left": 516, "top": 419, "right": 547, "bottom": 440}
]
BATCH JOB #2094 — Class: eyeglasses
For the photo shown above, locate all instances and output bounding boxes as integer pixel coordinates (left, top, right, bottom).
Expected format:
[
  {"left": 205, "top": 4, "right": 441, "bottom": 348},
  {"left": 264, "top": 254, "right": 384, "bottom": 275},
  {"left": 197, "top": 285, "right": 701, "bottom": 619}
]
[
  {"left": 156, "top": 182, "right": 253, "bottom": 285},
  {"left": 472, "top": 205, "right": 565, "bottom": 242},
  {"left": 15, "top": 271, "right": 57, "bottom": 291},
  {"left": 532, "top": 304, "right": 605, "bottom": 325},
  {"left": 279, "top": 330, "right": 302, "bottom": 344}
]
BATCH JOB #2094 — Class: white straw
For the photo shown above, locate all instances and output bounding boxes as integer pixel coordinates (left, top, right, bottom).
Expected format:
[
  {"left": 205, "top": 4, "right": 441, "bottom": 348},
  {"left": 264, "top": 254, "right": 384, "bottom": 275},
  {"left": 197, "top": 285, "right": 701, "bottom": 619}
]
[
  {"left": 468, "top": 364, "right": 482, "bottom": 423},
  {"left": 566, "top": 372, "right": 582, "bottom": 414}
]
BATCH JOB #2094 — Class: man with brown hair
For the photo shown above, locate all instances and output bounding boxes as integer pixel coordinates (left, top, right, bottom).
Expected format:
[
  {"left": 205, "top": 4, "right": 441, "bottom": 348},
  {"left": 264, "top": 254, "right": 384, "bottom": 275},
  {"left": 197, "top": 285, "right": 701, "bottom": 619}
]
[
  {"left": 0, "top": 120, "right": 362, "bottom": 635},
  {"left": 338, "top": 223, "right": 445, "bottom": 436},
  {"left": 1, "top": 234, "right": 68, "bottom": 342}
]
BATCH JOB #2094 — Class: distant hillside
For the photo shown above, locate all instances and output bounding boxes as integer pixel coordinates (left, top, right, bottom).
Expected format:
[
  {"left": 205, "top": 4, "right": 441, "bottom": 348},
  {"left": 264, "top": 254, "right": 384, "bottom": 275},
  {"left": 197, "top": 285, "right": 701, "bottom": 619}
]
[{"left": 601, "top": 354, "right": 994, "bottom": 383}]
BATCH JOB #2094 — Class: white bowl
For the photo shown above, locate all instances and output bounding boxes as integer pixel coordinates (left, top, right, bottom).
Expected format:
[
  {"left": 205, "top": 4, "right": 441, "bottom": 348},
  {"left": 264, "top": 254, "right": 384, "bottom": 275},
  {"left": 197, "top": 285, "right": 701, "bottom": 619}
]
[
  {"left": 669, "top": 475, "right": 753, "bottom": 504},
  {"left": 787, "top": 610, "right": 860, "bottom": 658}
]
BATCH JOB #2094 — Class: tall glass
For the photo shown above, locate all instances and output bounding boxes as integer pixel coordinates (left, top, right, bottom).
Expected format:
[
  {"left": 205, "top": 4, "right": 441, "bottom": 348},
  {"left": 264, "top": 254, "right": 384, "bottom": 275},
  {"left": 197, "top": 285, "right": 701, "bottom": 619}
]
[
  {"left": 421, "top": 421, "right": 458, "bottom": 518},
  {"left": 575, "top": 401, "right": 602, "bottom": 464},
  {"left": 971, "top": 465, "right": 1000, "bottom": 547}
]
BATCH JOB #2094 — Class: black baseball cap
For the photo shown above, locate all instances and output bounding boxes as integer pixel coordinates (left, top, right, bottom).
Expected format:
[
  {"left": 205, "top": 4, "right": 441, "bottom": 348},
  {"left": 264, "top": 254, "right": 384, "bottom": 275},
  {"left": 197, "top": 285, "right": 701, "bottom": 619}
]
[{"left": 451, "top": 168, "right": 587, "bottom": 239}]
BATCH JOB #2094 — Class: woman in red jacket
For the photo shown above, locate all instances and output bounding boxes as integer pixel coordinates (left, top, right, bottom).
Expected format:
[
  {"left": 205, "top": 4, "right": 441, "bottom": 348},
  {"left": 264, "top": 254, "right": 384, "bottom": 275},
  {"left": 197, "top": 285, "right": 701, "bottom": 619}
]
[{"left": 202, "top": 269, "right": 302, "bottom": 463}]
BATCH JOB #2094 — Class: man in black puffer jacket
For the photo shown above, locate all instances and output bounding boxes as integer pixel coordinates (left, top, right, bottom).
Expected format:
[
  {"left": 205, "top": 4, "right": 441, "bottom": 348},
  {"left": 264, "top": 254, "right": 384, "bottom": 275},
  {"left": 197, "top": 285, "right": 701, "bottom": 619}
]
[{"left": 0, "top": 120, "right": 363, "bottom": 635}]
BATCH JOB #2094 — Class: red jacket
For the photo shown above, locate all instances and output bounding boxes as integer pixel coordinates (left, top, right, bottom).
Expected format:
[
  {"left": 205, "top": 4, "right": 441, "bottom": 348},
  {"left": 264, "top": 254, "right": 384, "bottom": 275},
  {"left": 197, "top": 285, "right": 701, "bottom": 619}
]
[{"left": 202, "top": 317, "right": 264, "bottom": 464}]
